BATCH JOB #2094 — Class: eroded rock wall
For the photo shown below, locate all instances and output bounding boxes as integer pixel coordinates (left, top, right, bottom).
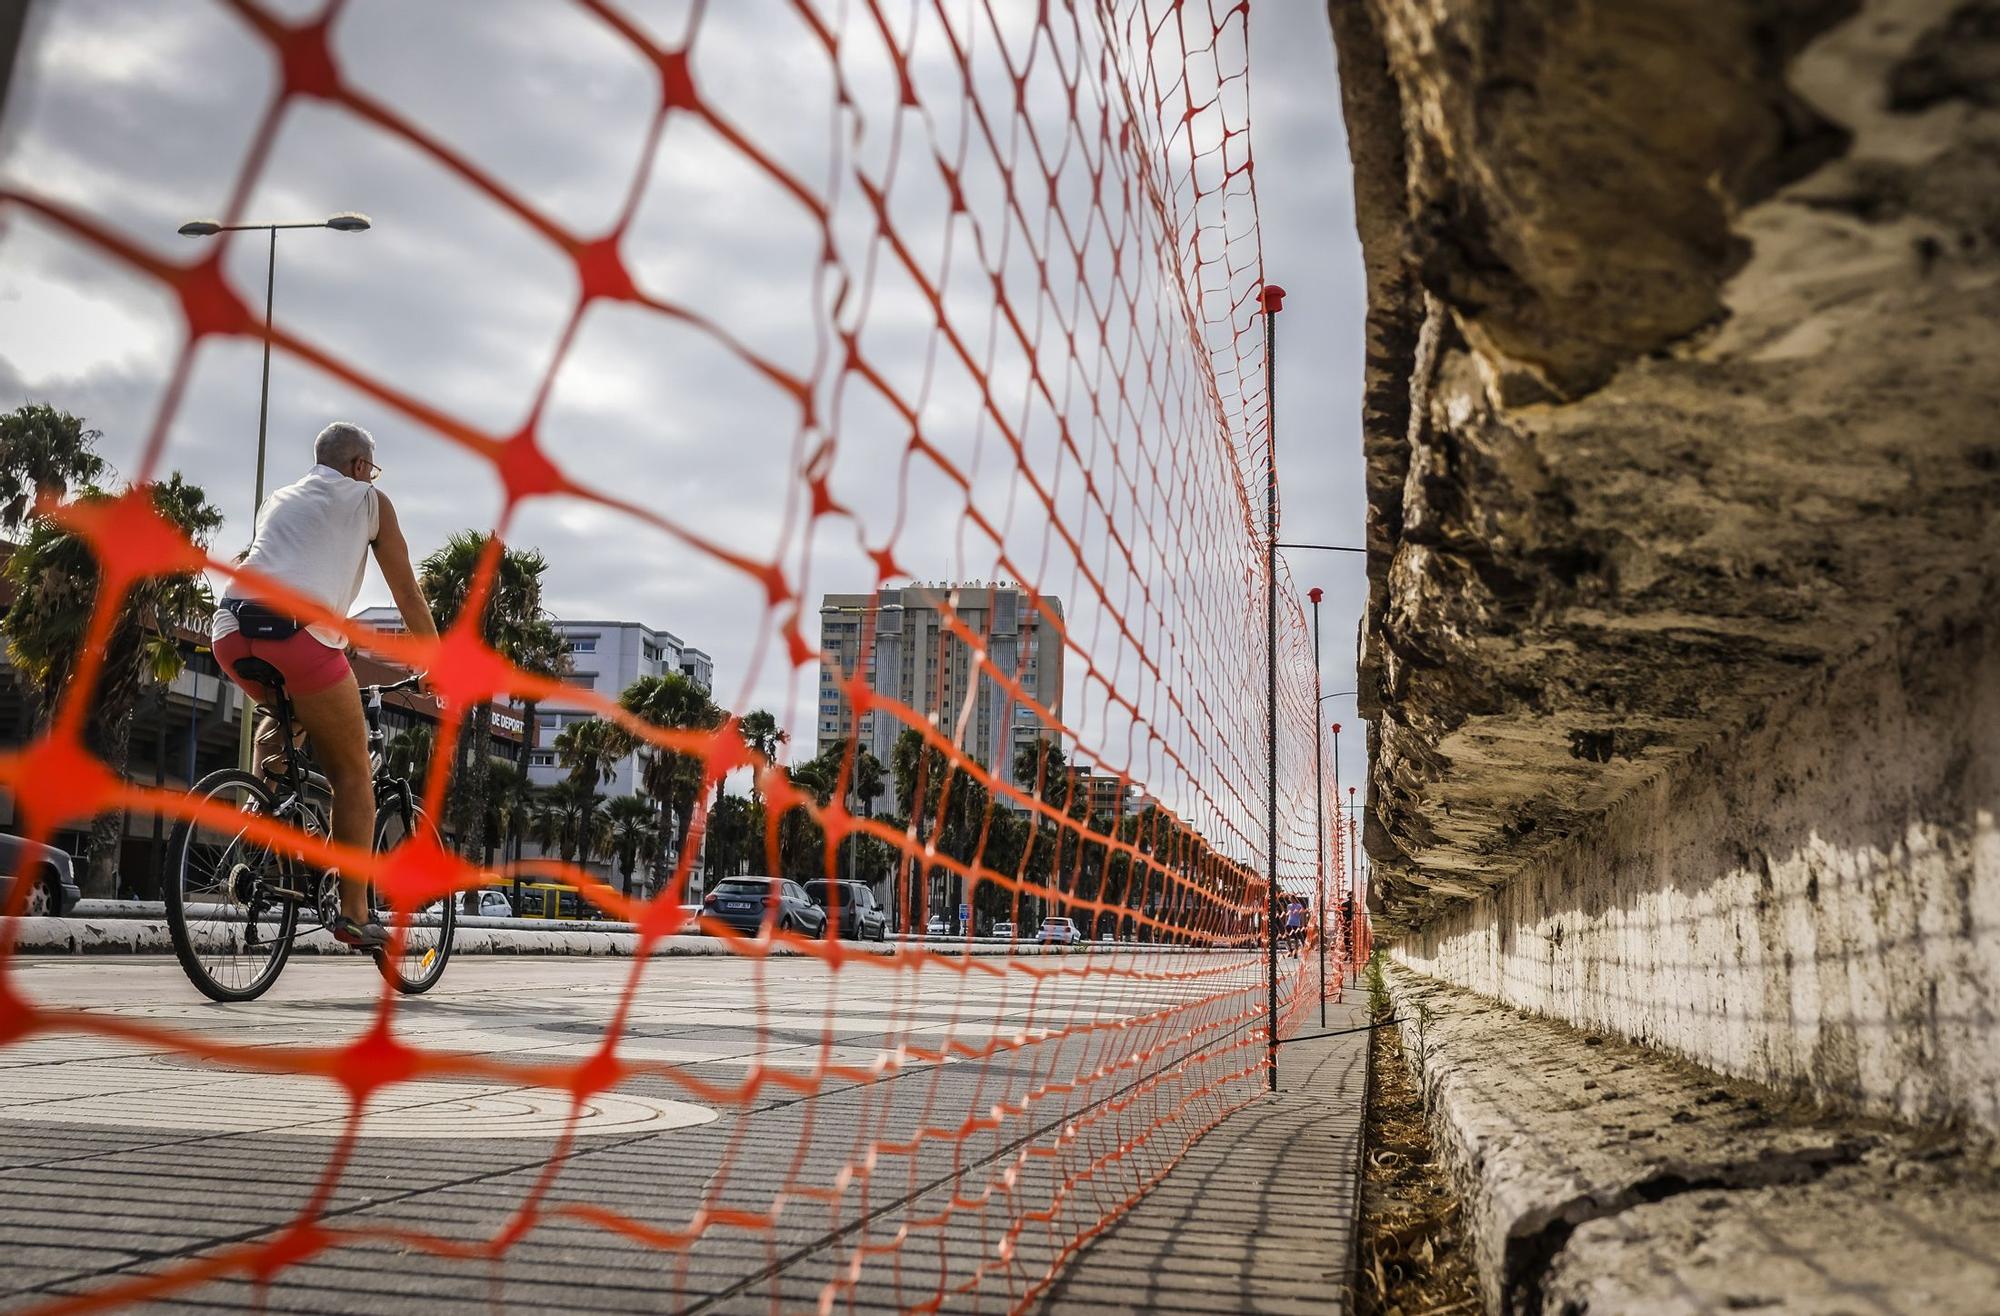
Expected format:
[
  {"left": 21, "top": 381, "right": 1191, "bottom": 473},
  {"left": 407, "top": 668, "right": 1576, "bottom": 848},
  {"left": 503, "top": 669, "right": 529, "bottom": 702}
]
[{"left": 1337, "top": 0, "right": 2000, "bottom": 1130}]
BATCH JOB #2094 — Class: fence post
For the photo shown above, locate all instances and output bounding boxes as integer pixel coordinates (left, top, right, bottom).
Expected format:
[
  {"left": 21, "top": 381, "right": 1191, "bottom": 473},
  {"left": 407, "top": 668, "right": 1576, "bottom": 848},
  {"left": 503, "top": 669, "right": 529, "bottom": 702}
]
[{"left": 1261, "top": 282, "right": 1286, "bottom": 1092}]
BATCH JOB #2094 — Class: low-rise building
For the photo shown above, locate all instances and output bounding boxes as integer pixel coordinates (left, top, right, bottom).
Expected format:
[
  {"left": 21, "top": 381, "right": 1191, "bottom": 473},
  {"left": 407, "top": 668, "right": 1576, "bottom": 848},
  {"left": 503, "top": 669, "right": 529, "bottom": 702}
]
[{"left": 353, "top": 607, "right": 715, "bottom": 892}]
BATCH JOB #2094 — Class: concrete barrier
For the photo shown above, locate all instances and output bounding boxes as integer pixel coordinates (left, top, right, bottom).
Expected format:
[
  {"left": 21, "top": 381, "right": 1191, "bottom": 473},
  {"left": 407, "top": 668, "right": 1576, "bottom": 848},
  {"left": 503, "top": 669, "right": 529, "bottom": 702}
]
[
  {"left": 1382, "top": 964, "right": 2000, "bottom": 1314},
  {"left": 5, "top": 904, "right": 1220, "bottom": 958}
]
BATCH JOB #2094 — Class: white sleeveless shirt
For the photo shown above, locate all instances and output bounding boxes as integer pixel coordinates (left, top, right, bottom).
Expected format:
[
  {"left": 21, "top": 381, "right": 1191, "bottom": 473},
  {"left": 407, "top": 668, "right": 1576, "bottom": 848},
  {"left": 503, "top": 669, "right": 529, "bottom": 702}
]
[{"left": 214, "top": 464, "right": 380, "bottom": 649}]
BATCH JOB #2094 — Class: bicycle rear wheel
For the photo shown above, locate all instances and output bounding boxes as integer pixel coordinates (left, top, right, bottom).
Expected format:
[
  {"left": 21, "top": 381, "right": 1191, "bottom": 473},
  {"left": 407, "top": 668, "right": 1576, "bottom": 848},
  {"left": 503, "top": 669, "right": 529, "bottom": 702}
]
[
  {"left": 165, "top": 770, "right": 300, "bottom": 1002},
  {"left": 373, "top": 802, "right": 455, "bottom": 994}
]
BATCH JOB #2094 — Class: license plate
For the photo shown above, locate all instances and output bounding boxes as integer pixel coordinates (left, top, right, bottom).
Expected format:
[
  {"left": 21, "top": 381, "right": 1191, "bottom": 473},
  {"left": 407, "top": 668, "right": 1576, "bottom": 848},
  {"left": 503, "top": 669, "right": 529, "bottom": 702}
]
[{"left": 723, "top": 901, "right": 751, "bottom": 911}]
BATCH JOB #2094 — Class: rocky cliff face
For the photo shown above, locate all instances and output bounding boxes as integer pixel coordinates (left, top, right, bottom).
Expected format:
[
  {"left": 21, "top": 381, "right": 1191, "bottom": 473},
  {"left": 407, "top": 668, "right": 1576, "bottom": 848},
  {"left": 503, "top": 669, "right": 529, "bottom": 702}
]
[{"left": 1336, "top": 0, "right": 2000, "bottom": 936}]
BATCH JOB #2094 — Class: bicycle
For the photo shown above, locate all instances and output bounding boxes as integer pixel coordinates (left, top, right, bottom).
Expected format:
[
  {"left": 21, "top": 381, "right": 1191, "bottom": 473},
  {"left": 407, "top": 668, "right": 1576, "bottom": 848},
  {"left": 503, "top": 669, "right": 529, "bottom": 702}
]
[{"left": 164, "top": 665, "right": 455, "bottom": 1002}]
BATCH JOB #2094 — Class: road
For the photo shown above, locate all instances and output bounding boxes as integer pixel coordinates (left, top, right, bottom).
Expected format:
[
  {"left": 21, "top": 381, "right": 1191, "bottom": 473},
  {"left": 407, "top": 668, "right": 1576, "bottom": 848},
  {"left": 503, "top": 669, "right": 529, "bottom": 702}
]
[{"left": 1, "top": 949, "right": 1295, "bottom": 1313}]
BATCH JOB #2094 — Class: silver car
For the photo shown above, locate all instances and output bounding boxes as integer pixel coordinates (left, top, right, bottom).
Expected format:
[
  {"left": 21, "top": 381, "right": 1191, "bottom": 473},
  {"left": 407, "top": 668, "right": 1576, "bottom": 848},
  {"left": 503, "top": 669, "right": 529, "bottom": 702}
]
[{"left": 0, "top": 834, "right": 82, "bottom": 917}]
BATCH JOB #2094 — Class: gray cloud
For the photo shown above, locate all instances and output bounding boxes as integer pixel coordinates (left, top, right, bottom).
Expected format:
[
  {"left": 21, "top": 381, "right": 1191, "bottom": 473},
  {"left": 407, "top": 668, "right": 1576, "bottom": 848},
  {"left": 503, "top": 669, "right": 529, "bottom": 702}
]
[{"left": 0, "top": 0, "right": 1368, "bottom": 860}]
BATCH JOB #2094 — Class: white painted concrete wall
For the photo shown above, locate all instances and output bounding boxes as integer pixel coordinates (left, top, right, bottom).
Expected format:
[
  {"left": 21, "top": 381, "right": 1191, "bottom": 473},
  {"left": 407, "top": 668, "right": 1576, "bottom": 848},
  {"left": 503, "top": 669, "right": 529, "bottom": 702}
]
[{"left": 1394, "top": 596, "right": 1999, "bottom": 1134}]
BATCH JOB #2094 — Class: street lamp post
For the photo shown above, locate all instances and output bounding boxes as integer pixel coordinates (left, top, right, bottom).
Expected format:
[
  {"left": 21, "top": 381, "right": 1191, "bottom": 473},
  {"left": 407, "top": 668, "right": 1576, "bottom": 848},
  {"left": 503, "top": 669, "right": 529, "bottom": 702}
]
[
  {"left": 1331, "top": 718, "right": 1340, "bottom": 989},
  {"left": 177, "top": 213, "right": 369, "bottom": 771},
  {"left": 1347, "top": 784, "right": 1361, "bottom": 971},
  {"left": 1308, "top": 589, "right": 1327, "bottom": 1029}
]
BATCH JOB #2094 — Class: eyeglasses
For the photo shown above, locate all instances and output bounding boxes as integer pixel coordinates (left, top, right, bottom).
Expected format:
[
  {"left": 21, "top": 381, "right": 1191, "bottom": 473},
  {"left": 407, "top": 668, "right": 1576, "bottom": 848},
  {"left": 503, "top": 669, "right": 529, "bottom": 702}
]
[{"left": 361, "top": 460, "right": 383, "bottom": 480}]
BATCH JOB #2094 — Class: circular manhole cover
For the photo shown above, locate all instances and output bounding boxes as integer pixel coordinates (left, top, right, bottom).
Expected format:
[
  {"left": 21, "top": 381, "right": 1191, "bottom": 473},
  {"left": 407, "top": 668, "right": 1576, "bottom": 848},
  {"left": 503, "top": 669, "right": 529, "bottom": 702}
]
[{"left": 1, "top": 1062, "right": 717, "bottom": 1139}]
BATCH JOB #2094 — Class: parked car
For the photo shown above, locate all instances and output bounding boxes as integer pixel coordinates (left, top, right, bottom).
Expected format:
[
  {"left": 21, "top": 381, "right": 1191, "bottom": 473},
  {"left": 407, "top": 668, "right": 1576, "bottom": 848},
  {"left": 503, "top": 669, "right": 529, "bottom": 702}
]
[
  {"left": 0, "top": 834, "right": 81, "bottom": 917},
  {"left": 990, "top": 920, "right": 1016, "bottom": 940},
  {"left": 475, "top": 890, "right": 514, "bottom": 919},
  {"left": 926, "top": 914, "right": 949, "bottom": 937},
  {"left": 804, "top": 880, "right": 888, "bottom": 941},
  {"left": 702, "top": 877, "right": 828, "bottom": 938},
  {"left": 1036, "top": 917, "right": 1083, "bottom": 946}
]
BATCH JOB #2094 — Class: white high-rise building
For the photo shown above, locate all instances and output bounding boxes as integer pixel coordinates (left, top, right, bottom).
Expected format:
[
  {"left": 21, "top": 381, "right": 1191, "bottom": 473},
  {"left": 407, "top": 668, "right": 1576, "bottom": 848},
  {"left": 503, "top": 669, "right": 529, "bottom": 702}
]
[
  {"left": 351, "top": 607, "right": 713, "bottom": 885},
  {"left": 515, "top": 618, "right": 712, "bottom": 798}
]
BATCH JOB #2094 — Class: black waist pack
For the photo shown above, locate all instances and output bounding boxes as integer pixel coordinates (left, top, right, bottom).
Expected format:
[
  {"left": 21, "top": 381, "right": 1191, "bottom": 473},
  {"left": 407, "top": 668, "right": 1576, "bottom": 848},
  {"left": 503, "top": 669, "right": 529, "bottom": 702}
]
[{"left": 224, "top": 598, "right": 305, "bottom": 641}]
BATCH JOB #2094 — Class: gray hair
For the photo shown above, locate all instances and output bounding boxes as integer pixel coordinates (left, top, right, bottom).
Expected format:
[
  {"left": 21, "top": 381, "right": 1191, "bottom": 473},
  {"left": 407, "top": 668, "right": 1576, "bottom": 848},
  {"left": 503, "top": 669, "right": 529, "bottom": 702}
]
[{"left": 313, "top": 421, "right": 375, "bottom": 470}]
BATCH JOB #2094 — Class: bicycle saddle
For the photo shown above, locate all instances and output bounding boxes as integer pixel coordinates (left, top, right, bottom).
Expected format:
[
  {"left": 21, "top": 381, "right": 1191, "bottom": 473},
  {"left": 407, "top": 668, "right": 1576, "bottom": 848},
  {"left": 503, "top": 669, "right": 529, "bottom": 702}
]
[{"left": 233, "top": 656, "right": 286, "bottom": 688}]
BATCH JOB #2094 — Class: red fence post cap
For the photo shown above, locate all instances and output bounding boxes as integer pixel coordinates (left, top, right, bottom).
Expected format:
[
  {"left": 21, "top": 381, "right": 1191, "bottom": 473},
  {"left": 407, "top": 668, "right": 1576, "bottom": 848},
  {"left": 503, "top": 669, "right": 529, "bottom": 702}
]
[
  {"left": 1260, "top": 284, "right": 1287, "bottom": 314},
  {"left": 1307, "top": 586, "right": 1323, "bottom": 603},
  {"left": 1330, "top": 722, "right": 1341, "bottom": 735}
]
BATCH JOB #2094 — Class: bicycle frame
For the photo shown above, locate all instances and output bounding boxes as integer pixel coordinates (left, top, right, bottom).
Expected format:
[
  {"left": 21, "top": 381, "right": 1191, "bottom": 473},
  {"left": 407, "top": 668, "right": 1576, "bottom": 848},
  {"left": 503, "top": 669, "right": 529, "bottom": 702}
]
[{"left": 246, "top": 674, "right": 425, "bottom": 944}]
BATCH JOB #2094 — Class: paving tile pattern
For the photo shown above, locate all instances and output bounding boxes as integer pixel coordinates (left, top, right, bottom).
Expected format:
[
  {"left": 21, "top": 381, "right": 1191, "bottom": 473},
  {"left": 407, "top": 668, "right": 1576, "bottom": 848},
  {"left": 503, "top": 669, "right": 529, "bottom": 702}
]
[{"left": 0, "top": 955, "right": 1367, "bottom": 1313}]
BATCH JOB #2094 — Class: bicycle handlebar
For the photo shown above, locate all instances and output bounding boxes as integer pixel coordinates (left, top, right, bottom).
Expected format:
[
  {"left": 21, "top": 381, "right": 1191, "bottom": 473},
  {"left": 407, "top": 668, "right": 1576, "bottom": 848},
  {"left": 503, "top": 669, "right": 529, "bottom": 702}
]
[{"left": 362, "top": 672, "right": 426, "bottom": 699}]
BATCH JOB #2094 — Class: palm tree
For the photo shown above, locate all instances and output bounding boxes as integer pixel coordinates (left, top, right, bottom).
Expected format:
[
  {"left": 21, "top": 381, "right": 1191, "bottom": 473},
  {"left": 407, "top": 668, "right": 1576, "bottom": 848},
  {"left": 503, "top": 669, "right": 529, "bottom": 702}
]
[
  {"left": 553, "top": 717, "right": 626, "bottom": 795},
  {"left": 483, "top": 759, "right": 530, "bottom": 871},
  {"left": 529, "top": 778, "right": 609, "bottom": 867},
  {"left": 778, "top": 754, "right": 838, "bottom": 880},
  {"left": 619, "top": 672, "right": 723, "bottom": 879},
  {"left": 0, "top": 403, "right": 107, "bottom": 532},
  {"left": 603, "top": 794, "right": 662, "bottom": 898},
  {"left": 419, "top": 531, "right": 557, "bottom": 888},
  {"left": 702, "top": 792, "right": 758, "bottom": 880},
  {"left": 383, "top": 724, "right": 434, "bottom": 784},
  {"left": 854, "top": 746, "right": 885, "bottom": 814},
  {"left": 738, "top": 708, "right": 786, "bottom": 801},
  {"left": 507, "top": 612, "right": 567, "bottom": 801},
  {"left": 4, "top": 472, "right": 223, "bottom": 896}
]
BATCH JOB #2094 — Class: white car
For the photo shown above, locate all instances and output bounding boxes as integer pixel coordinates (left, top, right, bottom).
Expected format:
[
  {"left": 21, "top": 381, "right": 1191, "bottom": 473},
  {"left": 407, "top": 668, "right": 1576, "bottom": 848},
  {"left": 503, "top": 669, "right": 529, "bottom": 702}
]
[
  {"left": 476, "top": 890, "right": 514, "bottom": 919},
  {"left": 926, "top": 915, "right": 949, "bottom": 937},
  {"left": 1036, "top": 917, "right": 1083, "bottom": 945},
  {"left": 990, "top": 921, "right": 1016, "bottom": 939}
]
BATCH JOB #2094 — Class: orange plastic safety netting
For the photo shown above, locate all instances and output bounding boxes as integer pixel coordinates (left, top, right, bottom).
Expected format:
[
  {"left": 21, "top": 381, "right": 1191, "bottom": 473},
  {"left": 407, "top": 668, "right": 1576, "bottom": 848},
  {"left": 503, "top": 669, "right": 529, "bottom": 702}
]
[{"left": 0, "top": 0, "right": 1363, "bottom": 1310}]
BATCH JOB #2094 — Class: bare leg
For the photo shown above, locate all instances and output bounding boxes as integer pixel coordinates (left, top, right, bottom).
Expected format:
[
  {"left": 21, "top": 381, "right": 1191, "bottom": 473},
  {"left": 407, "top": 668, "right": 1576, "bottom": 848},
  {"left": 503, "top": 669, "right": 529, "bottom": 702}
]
[{"left": 288, "top": 673, "right": 375, "bottom": 924}]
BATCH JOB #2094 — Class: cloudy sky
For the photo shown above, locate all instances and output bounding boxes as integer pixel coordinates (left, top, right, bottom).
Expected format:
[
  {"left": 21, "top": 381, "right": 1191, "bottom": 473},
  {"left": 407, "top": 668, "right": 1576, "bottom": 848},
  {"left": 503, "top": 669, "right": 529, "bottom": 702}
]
[{"left": 0, "top": 0, "right": 1368, "bottom": 862}]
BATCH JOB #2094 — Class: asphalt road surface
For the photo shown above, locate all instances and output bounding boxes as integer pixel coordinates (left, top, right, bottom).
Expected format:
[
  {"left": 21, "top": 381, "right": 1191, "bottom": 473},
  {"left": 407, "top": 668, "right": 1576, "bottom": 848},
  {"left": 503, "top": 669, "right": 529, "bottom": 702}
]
[{"left": 1, "top": 949, "right": 1282, "bottom": 1313}]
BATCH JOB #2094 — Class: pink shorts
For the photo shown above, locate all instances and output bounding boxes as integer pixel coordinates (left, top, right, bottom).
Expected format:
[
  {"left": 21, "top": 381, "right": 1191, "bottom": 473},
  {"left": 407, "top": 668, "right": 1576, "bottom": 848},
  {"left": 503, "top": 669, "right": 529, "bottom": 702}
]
[{"left": 214, "top": 628, "right": 351, "bottom": 700}]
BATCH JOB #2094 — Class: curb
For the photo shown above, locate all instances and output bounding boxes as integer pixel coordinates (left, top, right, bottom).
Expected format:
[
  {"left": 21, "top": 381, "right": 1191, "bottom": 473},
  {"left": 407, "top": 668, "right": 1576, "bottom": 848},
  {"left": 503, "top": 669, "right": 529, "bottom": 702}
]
[
  {"left": 1380, "top": 963, "right": 2000, "bottom": 1314},
  {"left": 2, "top": 912, "right": 1216, "bottom": 959}
]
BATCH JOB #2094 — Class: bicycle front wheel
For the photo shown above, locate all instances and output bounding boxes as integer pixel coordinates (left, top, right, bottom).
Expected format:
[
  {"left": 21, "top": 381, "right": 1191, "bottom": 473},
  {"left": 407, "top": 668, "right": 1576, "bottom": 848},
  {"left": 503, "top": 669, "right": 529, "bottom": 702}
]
[
  {"left": 165, "top": 770, "right": 300, "bottom": 1002},
  {"left": 373, "top": 802, "right": 455, "bottom": 994}
]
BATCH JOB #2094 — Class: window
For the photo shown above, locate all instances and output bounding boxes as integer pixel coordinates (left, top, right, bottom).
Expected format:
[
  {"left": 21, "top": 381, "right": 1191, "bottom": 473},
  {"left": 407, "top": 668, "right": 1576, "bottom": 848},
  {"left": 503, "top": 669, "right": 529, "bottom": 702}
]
[
  {"left": 529, "top": 751, "right": 555, "bottom": 767},
  {"left": 564, "top": 673, "right": 595, "bottom": 688},
  {"left": 568, "top": 637, "right": 597, "bottom": 654}
]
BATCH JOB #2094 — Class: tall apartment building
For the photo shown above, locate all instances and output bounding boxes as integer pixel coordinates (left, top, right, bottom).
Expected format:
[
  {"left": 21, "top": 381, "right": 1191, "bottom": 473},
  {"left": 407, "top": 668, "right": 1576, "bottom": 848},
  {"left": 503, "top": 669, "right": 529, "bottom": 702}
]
[{"left": 817, "top": 584, "right": 1064, "bottom": 811}]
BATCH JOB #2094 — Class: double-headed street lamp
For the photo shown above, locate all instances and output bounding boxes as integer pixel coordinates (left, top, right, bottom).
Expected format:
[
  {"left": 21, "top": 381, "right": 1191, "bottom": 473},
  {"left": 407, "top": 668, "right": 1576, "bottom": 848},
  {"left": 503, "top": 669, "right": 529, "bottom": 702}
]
[{"left": 177, "top": 212, "right": 371, "bottom": 769}]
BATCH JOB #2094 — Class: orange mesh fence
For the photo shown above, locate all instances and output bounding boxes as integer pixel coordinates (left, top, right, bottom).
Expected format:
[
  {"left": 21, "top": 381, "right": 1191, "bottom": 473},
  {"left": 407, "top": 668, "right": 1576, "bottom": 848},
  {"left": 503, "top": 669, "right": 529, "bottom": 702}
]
[{"left": 0, "top": 0, "right": 1364, "bottom": 1310}]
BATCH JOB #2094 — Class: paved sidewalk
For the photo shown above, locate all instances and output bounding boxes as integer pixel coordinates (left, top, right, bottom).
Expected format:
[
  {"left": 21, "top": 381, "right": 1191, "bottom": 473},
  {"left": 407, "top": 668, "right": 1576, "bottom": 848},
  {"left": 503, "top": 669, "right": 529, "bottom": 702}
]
[
  {"left": 1034, "top": 984, "right": 1372, "bottom": 1314},
  {"left": 3, "top": 953, "right": 1363, "bottom": 1313}
]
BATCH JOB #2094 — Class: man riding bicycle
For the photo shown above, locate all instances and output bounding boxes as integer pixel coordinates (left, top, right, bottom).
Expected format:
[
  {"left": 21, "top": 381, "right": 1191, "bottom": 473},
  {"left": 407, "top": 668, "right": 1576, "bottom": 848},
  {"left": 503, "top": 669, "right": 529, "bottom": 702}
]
[{"left": 211, "top": 422, "right": 437, "bottom": 950}]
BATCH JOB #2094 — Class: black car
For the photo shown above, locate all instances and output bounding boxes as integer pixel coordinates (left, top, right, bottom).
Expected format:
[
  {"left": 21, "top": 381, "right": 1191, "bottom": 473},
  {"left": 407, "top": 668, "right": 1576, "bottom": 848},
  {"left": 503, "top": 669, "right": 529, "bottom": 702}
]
[
  {"left": 804, "top": 880, "right": 888, "bottom": 941},
  {"left": 0, "top": 834, "right": 82, "bottom": 916},
  {"left": 701, "top": 877, "right": 828, "bottom": 938}
]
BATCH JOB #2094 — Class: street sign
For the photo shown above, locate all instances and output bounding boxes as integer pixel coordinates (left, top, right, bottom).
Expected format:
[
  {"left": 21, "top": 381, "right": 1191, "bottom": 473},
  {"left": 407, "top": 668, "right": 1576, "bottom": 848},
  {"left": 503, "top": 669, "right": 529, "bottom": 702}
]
[{"left": 958, "top": 903, "right": 970, "bottom": 924}]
